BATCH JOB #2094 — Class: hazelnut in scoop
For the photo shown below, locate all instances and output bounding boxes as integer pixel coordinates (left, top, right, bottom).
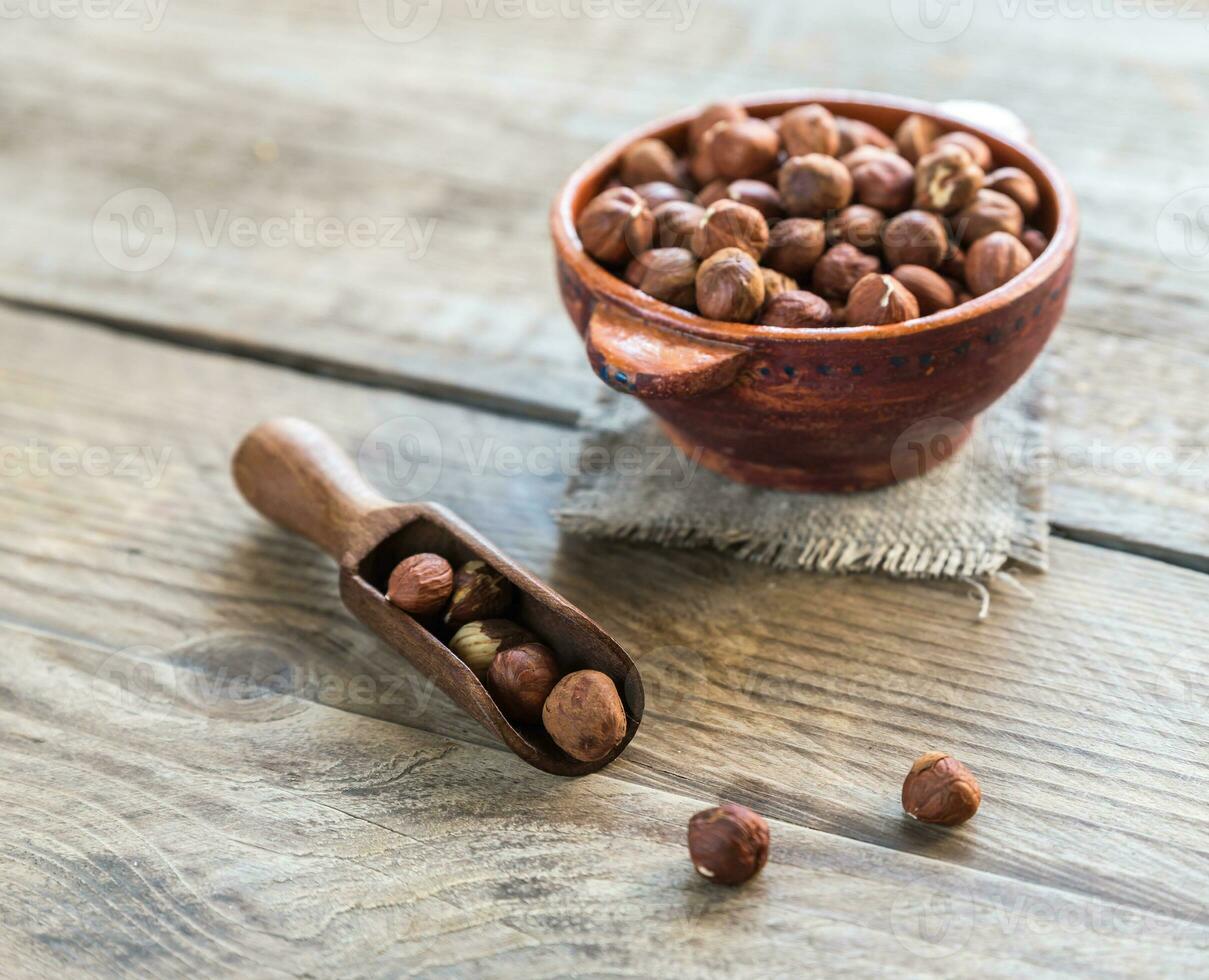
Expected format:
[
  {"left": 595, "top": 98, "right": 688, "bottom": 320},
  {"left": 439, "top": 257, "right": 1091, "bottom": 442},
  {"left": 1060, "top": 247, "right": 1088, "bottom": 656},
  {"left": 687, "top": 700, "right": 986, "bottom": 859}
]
[
  {"left": 387, "top": 553, "right": 453, "bottom": 617},
  {"left": 488, "top": 642, "right": 561, "bottom": 726},
  {"left": 542, "top": 670, "right": 627, "bottom": 762}
]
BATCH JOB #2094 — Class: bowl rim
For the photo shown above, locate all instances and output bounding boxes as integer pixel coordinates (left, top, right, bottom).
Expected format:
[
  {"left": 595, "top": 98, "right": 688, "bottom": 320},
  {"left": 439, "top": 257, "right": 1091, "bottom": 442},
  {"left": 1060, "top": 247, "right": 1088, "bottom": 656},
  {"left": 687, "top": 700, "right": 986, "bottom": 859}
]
[{"left": 551, "top": 88, "right": 1079, "bottom": 346}]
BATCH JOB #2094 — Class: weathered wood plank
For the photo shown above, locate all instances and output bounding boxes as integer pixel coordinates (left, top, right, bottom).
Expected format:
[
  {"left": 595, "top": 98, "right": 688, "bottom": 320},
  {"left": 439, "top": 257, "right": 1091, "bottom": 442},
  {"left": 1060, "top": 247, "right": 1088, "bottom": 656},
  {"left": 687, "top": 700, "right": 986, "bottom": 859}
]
[
  {"left": 6, "top": 629, "right": 1205, "bottom": 978},
  {"left": 2, "top": 2, "right": 1207, "bottom": 562},
  {"left": 1, "top": 307, "right": 1206, "bottom": 952}
]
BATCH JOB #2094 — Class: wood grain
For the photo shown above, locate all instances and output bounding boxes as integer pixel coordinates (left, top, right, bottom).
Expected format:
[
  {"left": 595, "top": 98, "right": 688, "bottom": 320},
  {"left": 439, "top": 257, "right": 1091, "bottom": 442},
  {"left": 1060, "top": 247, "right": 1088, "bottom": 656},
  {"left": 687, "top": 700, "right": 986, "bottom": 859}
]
[
  {"left": 0, "top": 307, "right": 1205, "bottom": 975},
  {"left": 1, "top": 1, "right": 1206, "bottom": 559}
]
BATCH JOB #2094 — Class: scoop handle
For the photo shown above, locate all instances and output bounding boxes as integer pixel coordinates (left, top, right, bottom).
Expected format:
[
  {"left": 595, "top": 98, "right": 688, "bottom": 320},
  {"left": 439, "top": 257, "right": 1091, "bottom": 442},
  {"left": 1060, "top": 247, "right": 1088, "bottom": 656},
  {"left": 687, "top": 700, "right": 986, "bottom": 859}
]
[{"left": 232, "top": 418, "right": 393, "bottom": 561}]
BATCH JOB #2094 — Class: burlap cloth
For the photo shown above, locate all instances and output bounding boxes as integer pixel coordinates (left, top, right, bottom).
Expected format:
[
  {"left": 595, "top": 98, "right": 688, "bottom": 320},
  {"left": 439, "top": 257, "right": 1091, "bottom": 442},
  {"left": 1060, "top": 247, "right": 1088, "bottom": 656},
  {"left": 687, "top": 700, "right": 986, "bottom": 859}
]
[{"left": 557, "top": 371, "right": 1048, "bottom": 581}]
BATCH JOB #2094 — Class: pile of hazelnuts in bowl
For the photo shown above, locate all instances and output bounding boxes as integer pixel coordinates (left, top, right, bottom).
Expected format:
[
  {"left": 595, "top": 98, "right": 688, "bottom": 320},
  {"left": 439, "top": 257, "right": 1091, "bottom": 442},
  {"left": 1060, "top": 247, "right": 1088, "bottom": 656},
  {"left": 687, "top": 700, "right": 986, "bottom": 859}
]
[
  {"left": 575, "top": 100, "right": 1049, "bottom": 329},
  {"left": 386, "top": 553, "right": 627, "bottom": 764}
]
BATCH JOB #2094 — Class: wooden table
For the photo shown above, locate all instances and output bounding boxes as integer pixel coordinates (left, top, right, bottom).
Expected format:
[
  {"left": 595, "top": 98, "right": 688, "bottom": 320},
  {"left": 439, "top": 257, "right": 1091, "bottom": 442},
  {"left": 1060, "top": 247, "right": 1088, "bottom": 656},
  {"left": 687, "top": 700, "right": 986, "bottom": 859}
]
[{"left": 2, "top": 3, "right": 1207, "bottom": 976}]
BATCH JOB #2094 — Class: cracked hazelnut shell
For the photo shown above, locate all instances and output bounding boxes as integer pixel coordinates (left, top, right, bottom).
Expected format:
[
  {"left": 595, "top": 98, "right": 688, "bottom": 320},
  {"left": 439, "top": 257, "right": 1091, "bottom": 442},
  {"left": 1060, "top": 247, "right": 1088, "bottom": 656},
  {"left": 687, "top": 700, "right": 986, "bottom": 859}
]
[
  {"left": 445, "top": 560, "right": 513, "bottom": 624},
  {"left": 449, "top": 619, "right": 537, "bottom": 678}
]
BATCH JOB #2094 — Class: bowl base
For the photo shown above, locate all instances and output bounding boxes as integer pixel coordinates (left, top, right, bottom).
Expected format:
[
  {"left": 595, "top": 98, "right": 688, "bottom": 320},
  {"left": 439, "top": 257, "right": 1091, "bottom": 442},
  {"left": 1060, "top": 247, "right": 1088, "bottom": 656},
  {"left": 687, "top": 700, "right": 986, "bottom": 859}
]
[{"left": 661, "top": 423, "right": 974, "bottom": 494}]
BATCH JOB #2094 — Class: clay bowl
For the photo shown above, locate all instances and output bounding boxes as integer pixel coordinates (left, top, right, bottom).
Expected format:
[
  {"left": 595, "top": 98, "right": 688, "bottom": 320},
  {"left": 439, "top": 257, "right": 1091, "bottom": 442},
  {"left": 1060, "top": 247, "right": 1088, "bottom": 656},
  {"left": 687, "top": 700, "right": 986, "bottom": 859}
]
[{"left": 551, "top": 91, "right": 1078, "bottom": 491}]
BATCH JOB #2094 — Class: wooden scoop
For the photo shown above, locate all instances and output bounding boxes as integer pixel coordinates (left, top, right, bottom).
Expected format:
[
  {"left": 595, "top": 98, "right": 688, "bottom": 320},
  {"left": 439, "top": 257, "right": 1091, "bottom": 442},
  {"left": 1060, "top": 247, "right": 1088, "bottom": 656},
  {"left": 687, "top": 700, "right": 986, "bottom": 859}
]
[{"left": 232, "top": 418, "right": 643, "bottom": 776}]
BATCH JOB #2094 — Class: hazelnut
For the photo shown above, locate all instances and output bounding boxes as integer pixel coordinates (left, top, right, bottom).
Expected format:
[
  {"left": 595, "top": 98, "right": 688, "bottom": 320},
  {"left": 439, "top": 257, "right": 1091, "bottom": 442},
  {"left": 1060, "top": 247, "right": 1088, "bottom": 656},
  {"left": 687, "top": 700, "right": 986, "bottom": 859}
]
[
  {"left": 633, "top": 181, "right": 693, "bottom": 211},
  {"left": 985, "top": 167, "right": 1040, "bottom": 217},
  {"left": 882, "top": 210, "right": 950, "bottom": 270},
  {"left": 835, "top": 116, "right": 895, "bottom": 156},
  {"left": 761, "top": 290, "right": 834, "bottom": 328},
  {"left": 811, "top": 243, "right": 880, "bottom": 300},
  {"left": 1021, "top": 227, "right": 1050, "bottom": 259},
  {"left": 827, "top": 205, "right": 885, "bottom": 253},
  {"left": 687, "top": 803, "right": 770, "bottom": 886},
  {"left": 891, "top": 265, "right": 957, "bottom": 315},
  {"left": 779, "top": 103, "right": 840, "bottom": 157},
  {"left": 839, "top": 145, "right": 894, "bottom": 173},
  {"left": 940, "top": 244, "right": 967, "bottom": 280},
  {"left": 696, "top": 247, "right": 766, "bottom": 322},
  {"left": 620, "top": 138, "right": 682, "bottom": 188},
  {"left": 710, "top": 118, "right": 780, "bottom": 180},
  {"left": 845, "top": 273, "right": 921, "bottom": 327},
  {"left": 652, "top": 200, "right": 705, "bottom": 250},
  {"left": 851, "top": 154, "right": 915, "bottom": 213},
  {"left": 915, "top": 144, "right": 984, "bottom": 214},
  {"left": 764, "top": 217, "right": 827, "bottom": 279},
  {"left": 625, "top": 247, "right": 699, "bottom": 309},
  {"left": 932, "top": 130, "right": 993, "bottom": 171},
  {"left": 760, "top": 267, "right": 799, "bottom": 302},
  {"left": 966, "top": 231, "right": 1032, "bottom": 296},
  {"left": 779, "top": 154, "right": 853, "bottom": 218},
  {"left": 445, "top": 560, "right": 513, "bottom": 624},
  {"left": 386, "top": 553, "right": 453, "bottom": 616},
  {"left": 725, "top": 179, "right": 786, "bottom": 220},
  {"left": 955, "top": 189, "right": 1024, "bottom": 246},
  {"left": 487, "top": 642, "right": 561, "bottom": 726},
  {"left": 449, "top": 619, "right": 536, "bottom": 678},
  {"left": 894, "top": 113, "right": 942, "bottom": 163},
  {"left": 576, "top": 187, "right": 654, "bottom": 265},
  {"left": 542, "top": 670, "right": 627, "bottom": 762},
  {"left": 689, "top": 100, "right": 747, "bottom": 148},
  {"left": 697, "top": 179, "right": 730, "bottom": 208},
  {"left": 689, "top": 127, "right": 722, "bottom": 186},
  {"left": 902, "top": 752, "right": 982, "bottom": 826},
  {"left": 692, "top": 200, "right": 769, "bottom": 261}
]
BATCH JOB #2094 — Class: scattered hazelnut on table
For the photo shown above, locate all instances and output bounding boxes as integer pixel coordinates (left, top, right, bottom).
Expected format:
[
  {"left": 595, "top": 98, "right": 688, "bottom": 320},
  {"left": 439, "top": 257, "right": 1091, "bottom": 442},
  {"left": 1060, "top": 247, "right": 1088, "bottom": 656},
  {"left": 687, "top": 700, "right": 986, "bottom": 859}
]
[
  {"left": 620, "top": 138, "right": 683, "bottom": 188},
  {"left": 764, "top": 218, "right": 827, "bottom": 279},
  {"left": 760, "top": 290, "right": 834, "bottom": 328},
  {"left": 931, "top": 130, "right": 993, "bottom": 171},
  {"left": 915, "top": 144, "right": 984, "bottom": 214},
  {"left": 576, "top": 187, "right": 653, "bottom": 265},
  {"left": 687, "top": 803, "right": 770, "bottom": 886},
  {"left": 445, "top": 560, "right": 513, "bottom": 624},
  {"left": 882, "top": 209, "right": 950, "bottom": 270},
  {"left": 811, "top": 243, "right": 880, "bottom": 300},
  {"left": 760, "top": 268, "right": 799, "bottom": 302},
  {"left": 780, "top": 103, "right": 840, "bottom": 157},
  {"left": 984, "top": 167, "right": 1040, "bottom": 218},
  {"left": 652, "top": 200, "right": 705, "bottom": 250},
  {"left": 626, "top": 247, "right": 699, "bottom": 309},
  {"left": 895, "top": 113, "right": 942, "bottom": 163},
  {"left": 386, "top": 553, "right": 453, "bottom": 617},
  {"left": 779, "top": 153, "right": 853, "bottom": 217},
  {"left": 852, "top": 154, "right": 916, "bottom": 213},
  {"left": 692, "top": 199, "right": 769, "bottom": 261},
  {"left": 487, "top": 642, "right": 561, "bottom": 726},
  {"left": 542, "top": 670, "right": 628, "bottom": 762},
  {"left": 724, "top": 179, "right": 786, "bottom": 220},
  {"left": 1021, "top": 227, "right": 1050, "bottom": 259},
  {"left": 891, "top": 265, "right": 957, "bottom": 316},
  {"left": 845, "top": 273, "right": 921, "bottom": 327},
  {"left": 836, "top": 115, "right": 895, "bottom": 155},
  {"left": 449, "top": 619, "right": 536, "bottom": 678},
  {"left": 696, "top": 247, "right": 766, "bottom": 322},
  {"left": 710, "top": 117, "right": 780, "bottom": 180},
  {"left": 827, "top": 205, "right": 885, "bottom": 253},
  {"left": 902, "top": 752, "right": 982, "bottom": 826},
  {"left": 633, "top": 180, "right": 692, "bottom": 211},
  {"left": 966, "top": 231, "right": 1033, "bottom": 296},
  {"left": 956, "top": 189, "right": 1025, "bottom": 246}
]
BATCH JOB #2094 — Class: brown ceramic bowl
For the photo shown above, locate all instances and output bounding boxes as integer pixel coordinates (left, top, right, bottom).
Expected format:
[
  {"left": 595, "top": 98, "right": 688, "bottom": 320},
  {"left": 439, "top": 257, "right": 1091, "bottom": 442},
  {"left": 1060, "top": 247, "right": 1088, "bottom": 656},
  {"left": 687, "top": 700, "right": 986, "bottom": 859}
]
[{"left": 551, "top": 91, "right": 1078, "bottom": 491}]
